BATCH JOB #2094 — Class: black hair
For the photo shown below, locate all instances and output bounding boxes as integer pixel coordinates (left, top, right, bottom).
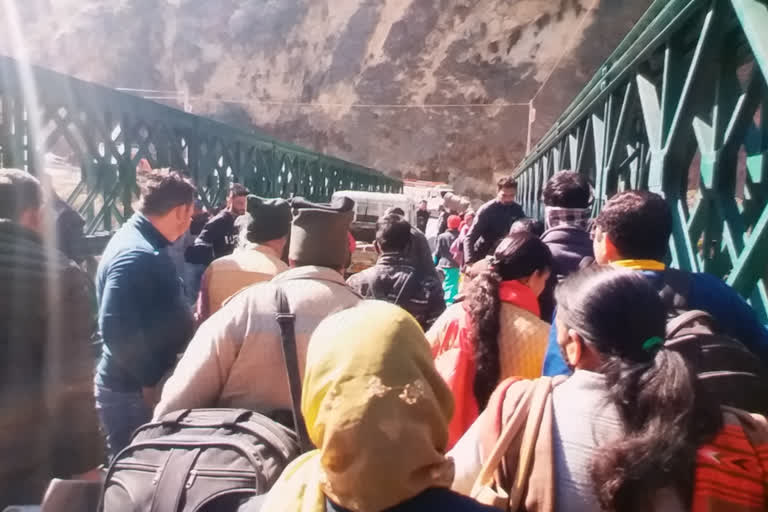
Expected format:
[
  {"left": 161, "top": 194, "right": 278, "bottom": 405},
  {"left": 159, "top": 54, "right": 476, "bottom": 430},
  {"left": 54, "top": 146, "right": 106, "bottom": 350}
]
[
  {"left": 137, "top": 170, "right": 197, "bottom": 216},
  {"left": 229, "top": 183, "right": 249, "bottom": 198},
  {"left": 385, "top": 207, "right": 406, "bottom": 217},
  {"left": 542, "top": 170, "right": 591, "bottom": 208},
  {"left": 595, "top": 190, "right": 672, "bottom": 261},
  {"left": 376, "top": 214, "right": 412, "bottom": 253},
  {"left": 497, "top": 176, "right": 518, "bottom": 190},
  {"left": 555, "top": 267, "right": 721, "bottom": 511},
  {"left": 468, "top": 232, "right": 553, "bottom": 408},
  {"left": 509, "top": 218, "right": 545, "bottom": 238},
  {"left": 0, "top": 168, "right": 42, "bottom": 221}
]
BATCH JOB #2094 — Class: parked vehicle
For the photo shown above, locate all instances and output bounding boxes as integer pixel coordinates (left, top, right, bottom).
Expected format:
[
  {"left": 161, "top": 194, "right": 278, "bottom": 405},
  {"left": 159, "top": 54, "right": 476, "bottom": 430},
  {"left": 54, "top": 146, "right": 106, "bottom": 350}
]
[{"left": 332, "top": 191, "right": 416, "bottom": 242}]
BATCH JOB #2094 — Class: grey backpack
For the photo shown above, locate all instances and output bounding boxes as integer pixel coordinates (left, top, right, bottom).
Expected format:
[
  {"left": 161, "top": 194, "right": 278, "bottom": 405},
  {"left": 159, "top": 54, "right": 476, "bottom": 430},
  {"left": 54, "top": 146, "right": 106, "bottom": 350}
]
[
  {"left": 100, "top": 286, "right": 310, "bottom": 511},
  {"left": 661, "top": 269, "right": 768, "bottom": 415}
]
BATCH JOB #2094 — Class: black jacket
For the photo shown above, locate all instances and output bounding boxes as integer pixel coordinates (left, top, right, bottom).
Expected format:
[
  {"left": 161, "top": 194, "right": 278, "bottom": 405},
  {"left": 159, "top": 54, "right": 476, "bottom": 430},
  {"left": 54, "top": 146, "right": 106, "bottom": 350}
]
[
  {"left": 193, "top": 209, "right": 239, "bottom": 263},
  {"left": 539, "top": 225, "right": 594, "bottom": 320},
  {"left": 0, "top": 220, "right": 103, "bottom": 506},
  {"left": 347, "top": 253, "right": 446, "bottom": 331},
  {"left": 464, "top": 199, "right": 525, "bottom": 263},
  {"left": 415, "top": 209, "right": 430, "bottom": 233}
]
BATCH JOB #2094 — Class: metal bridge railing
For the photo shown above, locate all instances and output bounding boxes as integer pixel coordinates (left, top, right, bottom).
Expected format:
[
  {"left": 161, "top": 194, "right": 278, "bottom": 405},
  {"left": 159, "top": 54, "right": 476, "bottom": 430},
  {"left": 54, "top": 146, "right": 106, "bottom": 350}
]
[
  {"left": 513, "top": 0, "right": 768, "bottom": 321},
  {"left": 0, "top": 55, "right": 402, "bottom": 235}
]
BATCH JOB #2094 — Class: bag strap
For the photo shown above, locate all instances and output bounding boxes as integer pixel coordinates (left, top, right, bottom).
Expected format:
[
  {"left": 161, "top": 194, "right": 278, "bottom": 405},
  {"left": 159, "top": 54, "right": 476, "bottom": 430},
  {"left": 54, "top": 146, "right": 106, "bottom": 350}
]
[
  {"left": 665, "top": 309, "right": 714, "bottom": 337},
  {"left": 150, "top": 448, "right": 201, "bottom": 512},
  {"left": 470, "top": 377, "right": 553, "bottom": 508},
  {"left": 274, "top": 286, "right": 312, "bottom": 452},
  {"left": 472, "top": 383, "right": 536, "bottom": 493}
]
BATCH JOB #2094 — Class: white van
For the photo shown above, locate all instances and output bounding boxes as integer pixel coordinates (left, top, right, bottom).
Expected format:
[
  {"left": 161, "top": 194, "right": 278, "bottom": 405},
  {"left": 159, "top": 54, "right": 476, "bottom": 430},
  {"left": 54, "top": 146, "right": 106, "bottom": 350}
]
[{"left": 332, "top": 190, "right": 415, "bottom": 242}]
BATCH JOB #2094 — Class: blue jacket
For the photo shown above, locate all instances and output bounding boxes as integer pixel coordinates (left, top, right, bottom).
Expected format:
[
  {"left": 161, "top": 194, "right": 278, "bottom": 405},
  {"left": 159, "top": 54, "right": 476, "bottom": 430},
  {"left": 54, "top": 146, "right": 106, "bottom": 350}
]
[
  {"left": 96, "top": 214, "right": 195, "bottom": 391},
  {"left": 542, "top": 269, "right": 768, "bottom": 376}
]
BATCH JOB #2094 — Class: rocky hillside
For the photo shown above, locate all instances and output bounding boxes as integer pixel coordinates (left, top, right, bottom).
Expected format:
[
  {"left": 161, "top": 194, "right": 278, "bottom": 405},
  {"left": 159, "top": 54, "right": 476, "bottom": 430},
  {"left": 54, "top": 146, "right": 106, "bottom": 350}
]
[{"left": 2, "top": 0, "right": 651, "bottom": 196}]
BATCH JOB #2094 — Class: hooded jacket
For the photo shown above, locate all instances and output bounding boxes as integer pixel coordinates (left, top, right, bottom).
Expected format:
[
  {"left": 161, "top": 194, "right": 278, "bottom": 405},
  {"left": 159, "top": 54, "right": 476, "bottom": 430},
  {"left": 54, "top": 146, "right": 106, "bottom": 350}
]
[{"left": 539, "top": 226, "right": 594, "bottom": 320}]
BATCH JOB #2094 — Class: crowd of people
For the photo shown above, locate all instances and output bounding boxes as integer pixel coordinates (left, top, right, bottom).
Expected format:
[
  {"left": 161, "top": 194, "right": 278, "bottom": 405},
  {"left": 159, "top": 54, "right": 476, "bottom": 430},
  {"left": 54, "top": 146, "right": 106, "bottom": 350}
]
[{"left": 1, "top": 165, "right": 768, "bottom": 511}]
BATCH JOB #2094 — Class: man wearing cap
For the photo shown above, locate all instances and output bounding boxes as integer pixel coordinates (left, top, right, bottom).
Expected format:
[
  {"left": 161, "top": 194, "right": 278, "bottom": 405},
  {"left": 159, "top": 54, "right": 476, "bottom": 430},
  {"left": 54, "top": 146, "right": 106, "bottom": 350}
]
[
  {"left": 196, "top": 196, "right": 291, "bottom": 322},
  {"left": 434, "top": 214, "right": 462, "bottom": 304},
  {"left": 154, "top": 196, "right": 362, "bottom": 418}
]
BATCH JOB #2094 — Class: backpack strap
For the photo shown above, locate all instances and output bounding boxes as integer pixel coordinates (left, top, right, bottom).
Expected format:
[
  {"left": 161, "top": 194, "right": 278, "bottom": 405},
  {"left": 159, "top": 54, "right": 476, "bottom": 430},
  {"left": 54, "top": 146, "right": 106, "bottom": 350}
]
[
  {"left": 659, "top": 268, "right": 692, "bottom": 311},
  {"left": 274, "top": 286, "right": 312, "bottom": 452},
  {"left": 665, "top": 310, "right": 715, "bottom": 338},
  {"left": 150, "top": 448, "right": 201, "bottom": 512}
]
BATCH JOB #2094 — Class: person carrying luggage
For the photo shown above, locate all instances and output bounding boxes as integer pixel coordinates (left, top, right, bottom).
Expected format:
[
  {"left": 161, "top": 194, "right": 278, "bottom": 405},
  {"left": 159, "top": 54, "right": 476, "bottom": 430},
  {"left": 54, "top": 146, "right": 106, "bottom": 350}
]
[{"left": 451, "top": 267, "right": 768, "bottom": 512}]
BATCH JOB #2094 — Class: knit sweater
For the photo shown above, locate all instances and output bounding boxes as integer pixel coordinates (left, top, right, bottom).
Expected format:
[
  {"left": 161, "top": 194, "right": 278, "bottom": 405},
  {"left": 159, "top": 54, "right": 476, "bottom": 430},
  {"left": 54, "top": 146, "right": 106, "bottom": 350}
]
[{"left": 550, "top": 371, "right": 624, "bottom": 512}]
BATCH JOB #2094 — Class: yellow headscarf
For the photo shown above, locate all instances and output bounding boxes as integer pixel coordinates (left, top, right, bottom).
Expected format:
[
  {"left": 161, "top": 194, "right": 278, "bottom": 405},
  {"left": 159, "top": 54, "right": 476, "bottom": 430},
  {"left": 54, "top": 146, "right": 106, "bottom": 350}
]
[{"left": 262, "top": 301, "right": 456, "bottom": 512}]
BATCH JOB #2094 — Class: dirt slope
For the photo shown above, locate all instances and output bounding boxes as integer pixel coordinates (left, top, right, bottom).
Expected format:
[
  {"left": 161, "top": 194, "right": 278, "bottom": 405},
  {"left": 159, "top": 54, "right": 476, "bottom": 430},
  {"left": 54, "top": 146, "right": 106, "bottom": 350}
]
[{"left": 1, "top": 0, "right": 651, "bottom": 196}]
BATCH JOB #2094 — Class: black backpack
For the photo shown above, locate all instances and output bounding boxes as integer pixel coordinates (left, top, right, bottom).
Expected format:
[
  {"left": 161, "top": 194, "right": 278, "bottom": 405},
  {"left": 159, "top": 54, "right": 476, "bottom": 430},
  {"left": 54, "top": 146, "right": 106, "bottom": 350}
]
[
  {"left": 100, "top": 286, "right": 311, "bottom": 511},
  {"left": 660, "top": 269, "right": 768, "bottom": 415}
]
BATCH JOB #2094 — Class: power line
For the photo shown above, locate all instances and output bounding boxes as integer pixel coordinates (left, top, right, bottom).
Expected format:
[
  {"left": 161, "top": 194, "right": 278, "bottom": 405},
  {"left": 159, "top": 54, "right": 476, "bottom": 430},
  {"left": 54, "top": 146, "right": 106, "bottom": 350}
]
[
  {"left": 117, "top": 2, "right": 597, "bottom": 117},
  {"left": 191, "top": 96, "right": 530, "bottom": 109},
  {"left": 116, "top": 87, "right": 530, "bottom": 109}
]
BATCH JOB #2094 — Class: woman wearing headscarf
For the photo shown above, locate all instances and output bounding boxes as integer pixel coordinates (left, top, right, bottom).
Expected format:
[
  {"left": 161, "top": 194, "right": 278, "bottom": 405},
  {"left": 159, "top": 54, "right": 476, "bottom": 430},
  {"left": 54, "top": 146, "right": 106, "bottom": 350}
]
[
  {"left": 261, "top": 301, "right": 500, "bottom": 512},
  {"left": 426, "top": 232, "right": 553, "bottom": 447}
]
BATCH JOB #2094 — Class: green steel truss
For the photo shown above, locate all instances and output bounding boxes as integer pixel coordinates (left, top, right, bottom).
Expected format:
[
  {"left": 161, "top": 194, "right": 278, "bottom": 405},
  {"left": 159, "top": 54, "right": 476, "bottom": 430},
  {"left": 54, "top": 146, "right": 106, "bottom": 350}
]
[
  {"left": 514, "top": 0, "right": 768, "bottom": 321},
  {"left": 0, "top": 55, "right": 401, "bottom": 235}
]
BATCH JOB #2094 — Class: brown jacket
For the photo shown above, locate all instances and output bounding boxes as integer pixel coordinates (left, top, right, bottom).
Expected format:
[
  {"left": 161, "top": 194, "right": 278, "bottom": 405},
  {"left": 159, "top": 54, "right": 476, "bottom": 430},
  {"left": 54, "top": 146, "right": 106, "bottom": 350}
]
[
  {"left": 196, "top": 243, "right": 288, "bottom": 322},
  {"left": 155, "top": 266, "right": 362, "bottom": 418}
]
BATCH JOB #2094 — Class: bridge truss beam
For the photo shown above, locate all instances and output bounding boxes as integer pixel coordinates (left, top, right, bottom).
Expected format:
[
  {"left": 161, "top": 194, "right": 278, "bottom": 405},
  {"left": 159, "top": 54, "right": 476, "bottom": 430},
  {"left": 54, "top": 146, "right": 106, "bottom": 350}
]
[
  {"left": 514, "top": 0, "right": 768, "bottom": 321},
  {"left": 0, "top": 56, "right": 401, "bottom": 235}
]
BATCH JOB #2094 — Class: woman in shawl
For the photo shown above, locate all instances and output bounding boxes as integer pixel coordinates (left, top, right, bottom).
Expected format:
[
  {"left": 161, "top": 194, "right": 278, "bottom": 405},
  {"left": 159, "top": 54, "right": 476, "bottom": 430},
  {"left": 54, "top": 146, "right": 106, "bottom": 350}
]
[
  {"left": 426, "top": 232, "right": 553, "bottom": 447},
  {"left": 451, "top": 267, "right": 768, "bottom": 512},
  {"left": 261, "top": 301, "right": 500, "bottom": 512}
]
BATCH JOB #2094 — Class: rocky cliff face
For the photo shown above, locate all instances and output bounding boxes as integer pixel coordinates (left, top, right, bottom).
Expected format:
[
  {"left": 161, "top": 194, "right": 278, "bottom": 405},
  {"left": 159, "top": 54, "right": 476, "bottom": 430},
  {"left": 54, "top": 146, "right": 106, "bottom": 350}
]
[{"left": 2, "top": 0, "right": 651, "bottom": 196}]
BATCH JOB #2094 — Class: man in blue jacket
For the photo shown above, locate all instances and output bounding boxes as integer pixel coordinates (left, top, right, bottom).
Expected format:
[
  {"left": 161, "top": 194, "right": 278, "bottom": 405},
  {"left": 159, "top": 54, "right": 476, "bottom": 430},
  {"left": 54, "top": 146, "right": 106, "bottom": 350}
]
[
  {"left": 542, "top": 189, "right": 768, "bottom": 376},
  {"left": 96, "top": 170, "right": 197, "bottom": 457}
]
